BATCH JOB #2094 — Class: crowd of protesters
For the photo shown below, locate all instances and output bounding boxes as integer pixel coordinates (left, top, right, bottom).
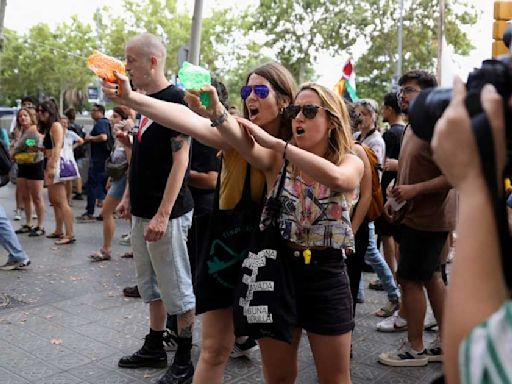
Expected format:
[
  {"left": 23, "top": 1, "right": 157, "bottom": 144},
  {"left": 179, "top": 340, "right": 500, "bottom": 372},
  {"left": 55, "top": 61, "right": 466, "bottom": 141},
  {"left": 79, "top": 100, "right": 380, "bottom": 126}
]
[{"left": 0, "top": 31, "right": 510, "bottom": 384}]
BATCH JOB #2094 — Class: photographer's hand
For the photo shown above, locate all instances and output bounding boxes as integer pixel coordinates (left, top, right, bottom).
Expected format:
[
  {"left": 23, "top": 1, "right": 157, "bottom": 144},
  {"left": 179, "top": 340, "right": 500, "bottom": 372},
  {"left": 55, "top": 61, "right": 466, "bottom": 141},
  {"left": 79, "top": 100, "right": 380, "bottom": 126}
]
[{"left": 432, "top": 76, "right": 508, "bottom": 384}]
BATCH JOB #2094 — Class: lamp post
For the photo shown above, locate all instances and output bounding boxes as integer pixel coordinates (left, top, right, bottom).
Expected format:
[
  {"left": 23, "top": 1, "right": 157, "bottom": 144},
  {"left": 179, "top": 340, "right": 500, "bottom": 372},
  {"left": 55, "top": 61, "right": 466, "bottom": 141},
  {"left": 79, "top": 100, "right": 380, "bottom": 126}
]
[
  {"left": 437, "top": 0, "right": 445, "bottom": 83},
  {"left": 189, "top": 0, "right": 203, "bottom": 65},
  {"left": 392, "top": 0, "right": 404, "bottom": 92}
]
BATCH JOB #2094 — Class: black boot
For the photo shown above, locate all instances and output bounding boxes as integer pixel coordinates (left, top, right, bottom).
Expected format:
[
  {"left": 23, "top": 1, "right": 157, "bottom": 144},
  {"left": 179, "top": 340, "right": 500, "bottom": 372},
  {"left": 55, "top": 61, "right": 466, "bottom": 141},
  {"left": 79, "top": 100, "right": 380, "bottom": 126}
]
[
  {"left": 118, "top": 330, "right": 167, "bottom": 368},
  {"left": 156, "top": 360, "right": 194, "bottom": 384},
  {"left": 156, "top": 336, "right": 193, "bottom": 384}
]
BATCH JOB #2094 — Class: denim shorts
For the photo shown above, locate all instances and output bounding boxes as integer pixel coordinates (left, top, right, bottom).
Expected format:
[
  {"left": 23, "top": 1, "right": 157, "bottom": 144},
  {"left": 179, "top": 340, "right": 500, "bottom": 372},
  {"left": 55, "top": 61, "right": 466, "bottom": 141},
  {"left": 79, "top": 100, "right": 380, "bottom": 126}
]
[
  {"left": 107, "top": 174, "right": 127, "bottom": 199},
  {"left": 132, "top": 210, "right": 195, "bottom": 314}
]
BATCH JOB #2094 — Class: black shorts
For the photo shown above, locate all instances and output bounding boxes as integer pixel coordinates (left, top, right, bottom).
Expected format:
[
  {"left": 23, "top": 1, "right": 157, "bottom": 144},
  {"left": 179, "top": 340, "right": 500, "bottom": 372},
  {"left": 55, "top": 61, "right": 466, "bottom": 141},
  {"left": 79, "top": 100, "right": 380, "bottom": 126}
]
[
  {"left": 17, "top": 161, "right": 44, "bottom": 181},
  {"left": 375, "top": 215, "right": 400, "bottom": 238},
  {"left": 397, "top": 225, "right": 448, "bottom": 282},
  {"left": 283, "top": 247, "right": 354, "bottom": 336}
]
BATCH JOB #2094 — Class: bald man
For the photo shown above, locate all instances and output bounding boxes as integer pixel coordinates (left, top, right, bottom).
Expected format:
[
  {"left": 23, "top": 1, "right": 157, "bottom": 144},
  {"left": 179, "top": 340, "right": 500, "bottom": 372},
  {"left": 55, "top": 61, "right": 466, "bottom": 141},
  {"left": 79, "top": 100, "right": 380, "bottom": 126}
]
[{"left": 116, "top": 33, "right": 195, "bottom": 384}]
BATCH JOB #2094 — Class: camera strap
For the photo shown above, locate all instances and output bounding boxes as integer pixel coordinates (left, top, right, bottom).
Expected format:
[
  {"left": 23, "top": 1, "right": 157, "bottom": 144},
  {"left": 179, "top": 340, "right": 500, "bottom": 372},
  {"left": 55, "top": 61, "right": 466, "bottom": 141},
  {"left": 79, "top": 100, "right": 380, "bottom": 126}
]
[{"left": 472, "top": 113, "right": 512, "bottom": 289}]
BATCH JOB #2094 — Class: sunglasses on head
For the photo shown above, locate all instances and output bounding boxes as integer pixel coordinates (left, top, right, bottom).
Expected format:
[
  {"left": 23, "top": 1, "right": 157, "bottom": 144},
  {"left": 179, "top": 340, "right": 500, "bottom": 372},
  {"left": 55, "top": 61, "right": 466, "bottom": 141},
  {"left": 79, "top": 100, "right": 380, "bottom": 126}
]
[
  {"left": 283, "top": 104, "right": 331, "bottom": 120},
  {"left": 240, "top": 85, "right": 270, "bottom": 100}
]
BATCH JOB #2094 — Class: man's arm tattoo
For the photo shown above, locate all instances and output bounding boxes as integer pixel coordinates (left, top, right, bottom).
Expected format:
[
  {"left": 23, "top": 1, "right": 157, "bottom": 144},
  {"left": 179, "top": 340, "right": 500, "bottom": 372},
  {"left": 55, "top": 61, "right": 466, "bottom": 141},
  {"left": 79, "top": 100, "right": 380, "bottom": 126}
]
[{"left": 171, "top": 134, "right": 190, "bottom": 153}]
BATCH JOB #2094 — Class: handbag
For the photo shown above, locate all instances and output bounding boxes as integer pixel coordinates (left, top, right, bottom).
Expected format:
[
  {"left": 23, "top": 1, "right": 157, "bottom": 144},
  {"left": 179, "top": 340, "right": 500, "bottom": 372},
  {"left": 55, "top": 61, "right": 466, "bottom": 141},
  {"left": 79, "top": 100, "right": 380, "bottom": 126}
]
[
  {"left": 233, "top": 161, "right": 297, "bottom": 343},
  {"left": 13, "top": 152, "right": 40, "bottom": 164},
  {"left": 194, "top": 159, "right": 263, "bottom": 314},
  {"left": 105, "top": 157, "right": 128, "bottom": 180}
]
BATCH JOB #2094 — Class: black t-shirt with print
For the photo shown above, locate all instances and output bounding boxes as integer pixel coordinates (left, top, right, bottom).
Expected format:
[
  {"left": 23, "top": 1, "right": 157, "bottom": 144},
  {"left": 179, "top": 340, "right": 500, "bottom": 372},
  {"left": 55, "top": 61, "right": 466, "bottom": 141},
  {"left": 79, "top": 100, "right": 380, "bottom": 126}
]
[
  {"left": 129, "top": 84, "right": 193, "bottom": 219},
  {"left": 189, "top": 139, "right": 220, "bottom": 216}
]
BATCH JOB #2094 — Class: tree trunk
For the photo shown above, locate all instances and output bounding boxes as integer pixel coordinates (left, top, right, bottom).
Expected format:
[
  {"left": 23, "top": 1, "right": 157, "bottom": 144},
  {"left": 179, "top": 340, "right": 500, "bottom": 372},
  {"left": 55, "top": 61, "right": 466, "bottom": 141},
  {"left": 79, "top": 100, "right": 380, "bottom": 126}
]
[
  {"left": 299, "top": 62, "right": 305, "bottom": 84},
  {"left": 59, "top": 87, "right": 65, "bottom": 116}
]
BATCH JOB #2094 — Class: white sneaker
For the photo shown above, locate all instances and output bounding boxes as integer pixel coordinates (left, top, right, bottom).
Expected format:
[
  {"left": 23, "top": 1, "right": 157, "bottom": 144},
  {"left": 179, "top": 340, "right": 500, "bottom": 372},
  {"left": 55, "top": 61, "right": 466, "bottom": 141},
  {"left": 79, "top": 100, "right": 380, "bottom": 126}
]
[
  {"left": 377, "top": 310, "right": 407, "bottom": 332},
  {"left": 119, "top": 233, "right": 131, "bottom": 246},
  {"left": 424, "top": 312, "right": 438, "bottom": 331},
  {"left": 425, "top": 335, "right": 443, "bottom": 363},
  {"left": 379, "top": 340, "right": 428, "bottom": 367},
  {"left": 13, "top": 209, "right": 21, "bottom": 221},
  {"left": 32, "top": 213, "right": 37, "bottom": 220}
]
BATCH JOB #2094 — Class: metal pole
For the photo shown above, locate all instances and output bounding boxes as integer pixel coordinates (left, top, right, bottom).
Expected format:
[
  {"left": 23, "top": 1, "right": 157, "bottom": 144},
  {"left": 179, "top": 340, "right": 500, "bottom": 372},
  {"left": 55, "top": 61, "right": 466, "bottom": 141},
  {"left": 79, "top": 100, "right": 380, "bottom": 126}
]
[
  {"left": 396, "top": 0, "right": 404, "bottom": 79},
  {"left": 437, "top": 0, "right": 445, "bottom": 83},
  {"left": 189, "top": 0, "right": 203, "bottom": 65},
  {"left": 0, "top": 0, "right": 7, "bottom": 51}
]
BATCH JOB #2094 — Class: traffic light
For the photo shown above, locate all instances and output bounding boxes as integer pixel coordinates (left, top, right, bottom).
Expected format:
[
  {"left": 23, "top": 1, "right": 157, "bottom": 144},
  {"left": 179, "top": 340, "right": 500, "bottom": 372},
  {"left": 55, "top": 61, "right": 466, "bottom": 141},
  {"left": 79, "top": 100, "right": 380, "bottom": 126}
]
[{"left": 494, "top": 0, "right": 512, "bottom": 57}]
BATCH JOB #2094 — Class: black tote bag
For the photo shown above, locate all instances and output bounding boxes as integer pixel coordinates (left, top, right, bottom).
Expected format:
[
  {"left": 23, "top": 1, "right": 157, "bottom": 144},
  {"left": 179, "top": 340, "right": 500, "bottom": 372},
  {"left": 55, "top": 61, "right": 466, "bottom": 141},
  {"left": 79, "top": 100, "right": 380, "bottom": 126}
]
[
  {"left": 234, "top": 161, "right": 297, "bottom": 343},
  {"left": 194, "top": 160, "right": 263, "bottom": 314}
]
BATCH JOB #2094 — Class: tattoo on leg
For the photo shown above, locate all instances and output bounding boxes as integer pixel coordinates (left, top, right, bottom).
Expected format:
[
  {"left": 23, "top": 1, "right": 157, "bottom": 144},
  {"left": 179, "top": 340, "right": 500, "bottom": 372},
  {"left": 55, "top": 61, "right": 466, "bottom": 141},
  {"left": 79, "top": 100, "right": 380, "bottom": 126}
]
[{"left": 177, "top": 309, "right": 195, "bottom": 338}]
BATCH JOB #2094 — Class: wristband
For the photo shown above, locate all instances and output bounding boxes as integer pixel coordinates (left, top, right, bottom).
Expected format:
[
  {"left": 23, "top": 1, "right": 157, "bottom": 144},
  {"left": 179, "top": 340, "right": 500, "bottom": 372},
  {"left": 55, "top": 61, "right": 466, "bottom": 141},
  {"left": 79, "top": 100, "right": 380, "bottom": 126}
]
[{"left": 210, "top": 109, "right": 228, "bottom": 127}]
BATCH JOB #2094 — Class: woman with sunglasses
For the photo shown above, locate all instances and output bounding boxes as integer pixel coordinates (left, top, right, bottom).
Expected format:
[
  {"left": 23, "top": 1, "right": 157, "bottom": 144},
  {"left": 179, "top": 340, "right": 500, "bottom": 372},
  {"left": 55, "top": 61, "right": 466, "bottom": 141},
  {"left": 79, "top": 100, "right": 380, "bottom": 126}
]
[
  {"left": 103, "top": 62, "right": 296, "bottom": 383},
  {"left": 190, "top": 82, "right": 363, "bottom": 383},
  {"left": 37, "top": 101, "right": 75, "bottom": 245}
]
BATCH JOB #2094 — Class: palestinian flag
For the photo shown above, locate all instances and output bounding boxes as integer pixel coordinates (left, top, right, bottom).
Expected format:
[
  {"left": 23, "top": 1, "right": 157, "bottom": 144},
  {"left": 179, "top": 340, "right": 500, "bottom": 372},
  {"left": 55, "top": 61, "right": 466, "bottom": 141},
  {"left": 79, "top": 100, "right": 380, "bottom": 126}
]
[{"left": 333, "top": 59, "right": 358, "bottom": 102}]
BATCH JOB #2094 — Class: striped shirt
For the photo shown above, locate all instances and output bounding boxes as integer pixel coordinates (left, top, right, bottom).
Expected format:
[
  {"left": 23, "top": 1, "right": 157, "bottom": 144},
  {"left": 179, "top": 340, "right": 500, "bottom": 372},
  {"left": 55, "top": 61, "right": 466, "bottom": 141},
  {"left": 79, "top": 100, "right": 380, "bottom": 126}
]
[{"left": 459, "top": 301, "right": 512, "bottom": 383}]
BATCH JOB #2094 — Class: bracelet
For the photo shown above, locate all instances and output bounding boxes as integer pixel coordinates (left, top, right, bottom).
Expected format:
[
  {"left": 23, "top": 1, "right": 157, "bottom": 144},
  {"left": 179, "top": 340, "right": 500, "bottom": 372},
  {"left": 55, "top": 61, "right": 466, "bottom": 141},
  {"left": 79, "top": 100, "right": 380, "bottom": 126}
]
[
  {"left": 283, "top": 140, "right": 290, "bottom": 159},
  {"left": 210, "top": 109, "right": 228, "bottom": 127}
]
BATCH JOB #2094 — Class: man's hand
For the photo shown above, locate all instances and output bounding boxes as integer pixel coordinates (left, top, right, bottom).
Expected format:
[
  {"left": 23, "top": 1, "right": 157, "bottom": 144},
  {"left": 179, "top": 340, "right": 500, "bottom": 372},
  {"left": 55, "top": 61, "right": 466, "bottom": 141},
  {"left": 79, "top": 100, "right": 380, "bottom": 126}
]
[
  {"left": 384, "top": 158, "right": 398, "bottom": 172},
  {"left": 116, "top": 197, "right": 131, "bottom": 220},
  {"left": 144, "top": 212, "right": 169, "bottom": 242},
  {"left": 390, "top": 184, "right": 418, "bottom": 203}
]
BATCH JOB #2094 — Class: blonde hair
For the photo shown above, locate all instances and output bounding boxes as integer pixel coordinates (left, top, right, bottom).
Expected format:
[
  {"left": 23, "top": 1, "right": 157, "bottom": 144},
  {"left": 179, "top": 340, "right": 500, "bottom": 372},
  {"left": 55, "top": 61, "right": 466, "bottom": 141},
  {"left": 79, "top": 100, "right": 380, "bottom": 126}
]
[
  {"left": 16, "top": 107, "right": 37, "bottom": 131},
  {"left": 297, "top": 83, "right": 353, "bottom": 165}
]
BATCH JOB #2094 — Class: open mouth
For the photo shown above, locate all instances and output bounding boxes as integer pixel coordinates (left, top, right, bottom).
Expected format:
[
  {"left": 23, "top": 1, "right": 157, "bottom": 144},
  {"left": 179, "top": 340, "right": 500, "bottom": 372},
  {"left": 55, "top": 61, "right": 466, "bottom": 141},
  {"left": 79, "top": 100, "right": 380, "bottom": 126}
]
[
  {"left": 248, "top": 107, "right": 259, "bottom": 119},
  {"left": 296, "top": 127, "right": 305, "bottom": 136}
]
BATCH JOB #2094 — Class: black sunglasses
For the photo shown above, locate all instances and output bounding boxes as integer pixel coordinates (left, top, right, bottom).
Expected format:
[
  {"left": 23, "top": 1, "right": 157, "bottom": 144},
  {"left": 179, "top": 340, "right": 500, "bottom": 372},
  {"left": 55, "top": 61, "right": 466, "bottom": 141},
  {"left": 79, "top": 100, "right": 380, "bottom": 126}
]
[
  {"left": 283, "top": 104, "right": 332, "bottom": 120},
  {"left": 240, "top": 85, "right": 270, "bottom": 100}
]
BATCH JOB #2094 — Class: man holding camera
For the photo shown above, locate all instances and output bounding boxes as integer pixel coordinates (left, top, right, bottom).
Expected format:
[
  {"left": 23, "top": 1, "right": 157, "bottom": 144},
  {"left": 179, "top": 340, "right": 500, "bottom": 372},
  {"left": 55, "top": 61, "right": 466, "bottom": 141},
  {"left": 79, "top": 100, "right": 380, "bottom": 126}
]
[{"left": 379, "top": 70, "right": 456, "bottom": 367}]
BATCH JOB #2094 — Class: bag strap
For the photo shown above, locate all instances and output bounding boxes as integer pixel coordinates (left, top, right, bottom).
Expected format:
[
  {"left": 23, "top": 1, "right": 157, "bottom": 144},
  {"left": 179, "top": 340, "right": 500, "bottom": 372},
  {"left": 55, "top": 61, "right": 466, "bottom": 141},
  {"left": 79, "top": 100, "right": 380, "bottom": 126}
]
[{"left": 273, "top": 160, "right": 288, "bottom": 199}]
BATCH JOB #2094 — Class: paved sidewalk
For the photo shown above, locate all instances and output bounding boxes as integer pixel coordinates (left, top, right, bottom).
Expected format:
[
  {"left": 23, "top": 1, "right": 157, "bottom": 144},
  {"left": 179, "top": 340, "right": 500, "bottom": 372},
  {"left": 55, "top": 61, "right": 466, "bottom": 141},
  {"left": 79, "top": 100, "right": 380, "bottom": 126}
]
[{"left": 0, "top": 184, "right": 443, "bottom": 383}]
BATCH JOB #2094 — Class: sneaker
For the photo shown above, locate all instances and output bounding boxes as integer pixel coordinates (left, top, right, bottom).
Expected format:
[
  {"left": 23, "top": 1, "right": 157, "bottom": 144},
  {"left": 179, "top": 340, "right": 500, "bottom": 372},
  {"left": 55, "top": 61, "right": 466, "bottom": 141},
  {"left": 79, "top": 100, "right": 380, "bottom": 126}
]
[
  {"left": 123, "top": 285, "right": 141, "bottom": 298},
  {"left": 156, "top": 361, "right": 194, "bottom": 384},
  {"left": 119, "top": 233, "right": 131, "bottom": 246},
  {"left": 118, "top": 334, "right": 167, "bottom": 369},
  {"left": 76, "top": 213, "right": 96, "bottom": 222},
  {"left": 379, "top": 340, "right": 429, "bottom": 367},
  {"left": 424, "top": 312, "right": 438, "bottom": 331},
  {"left": 163, "top": 329, "right": 178, "bottom": 352},
  {"left": 377, "top": 310, "right": 408, "bottom": 332},
  {"left": 0, "top": 259, "right": 31, "bottom": 271},
  {"left": 31, "top": 213, "right": 37, "bottom": 220},
  {"left": 426, "top": 336, "right": 443, "bottom": 362},
  {"left": 95, "top": 215, "right": 103, "bottom": 221},
  {"left": 230, "top": 337, "right": 259, "bottom": 358},
  {"left": 13, "top": 209, "right": 21, "bottom": 221}
]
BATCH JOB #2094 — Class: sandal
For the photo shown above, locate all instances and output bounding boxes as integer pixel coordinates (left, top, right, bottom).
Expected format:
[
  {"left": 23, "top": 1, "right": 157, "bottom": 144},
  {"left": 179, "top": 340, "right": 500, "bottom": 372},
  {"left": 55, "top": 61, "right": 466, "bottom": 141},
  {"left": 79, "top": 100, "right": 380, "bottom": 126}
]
[
  {"left": 46, "top": 232, "right": 64, "bottom": 239},
  {"left": 375, "top": 301, "right": 400, "bottom": 318},
  {"left": 89, "top": 249, "right": 111, "bottom": 262},
  {"left": 55, "top": 236, "right": 76, "bottom": 246},
  {"left": 28, "top": 227, "right": 45, "bottom": 237},
  {"left": 120, "top": 251, "right": 133, "bottom": 259},
  {"left": 15, "top": 225, "right": 33, "bottom": 234}
]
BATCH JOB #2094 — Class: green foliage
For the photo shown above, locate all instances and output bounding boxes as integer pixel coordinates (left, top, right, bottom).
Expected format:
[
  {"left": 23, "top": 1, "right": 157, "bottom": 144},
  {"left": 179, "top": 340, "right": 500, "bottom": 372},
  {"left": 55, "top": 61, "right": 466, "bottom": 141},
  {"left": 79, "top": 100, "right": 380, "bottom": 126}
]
[{"left": 355, "top": 0, "right": 478, "bottom": 103}]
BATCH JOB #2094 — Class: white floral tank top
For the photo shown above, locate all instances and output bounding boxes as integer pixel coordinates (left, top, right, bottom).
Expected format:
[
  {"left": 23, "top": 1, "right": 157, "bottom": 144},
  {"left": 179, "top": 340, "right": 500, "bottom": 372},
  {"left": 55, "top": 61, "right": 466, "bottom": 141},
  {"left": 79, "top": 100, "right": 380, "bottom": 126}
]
[{"left": 261, "top": 163, "right": 355, "bottom": 251}]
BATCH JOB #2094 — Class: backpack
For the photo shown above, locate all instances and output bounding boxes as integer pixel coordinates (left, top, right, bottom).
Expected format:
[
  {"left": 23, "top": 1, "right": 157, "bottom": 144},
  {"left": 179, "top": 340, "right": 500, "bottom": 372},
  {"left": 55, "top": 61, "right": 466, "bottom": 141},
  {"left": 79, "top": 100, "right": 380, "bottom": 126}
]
[
  {"left": 356, "top": 142, "right": 384, "bottom": 221},
  {"left": 0, "top": 140, "right": 13, "bottom": 176}
]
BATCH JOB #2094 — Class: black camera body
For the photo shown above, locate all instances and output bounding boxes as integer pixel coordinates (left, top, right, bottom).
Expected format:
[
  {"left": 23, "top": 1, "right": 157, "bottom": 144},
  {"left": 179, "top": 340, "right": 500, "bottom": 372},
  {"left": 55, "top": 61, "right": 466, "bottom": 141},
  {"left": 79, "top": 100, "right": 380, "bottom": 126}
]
[{"left": 408, "top": 58, "right": 512, "bottom": 174}]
